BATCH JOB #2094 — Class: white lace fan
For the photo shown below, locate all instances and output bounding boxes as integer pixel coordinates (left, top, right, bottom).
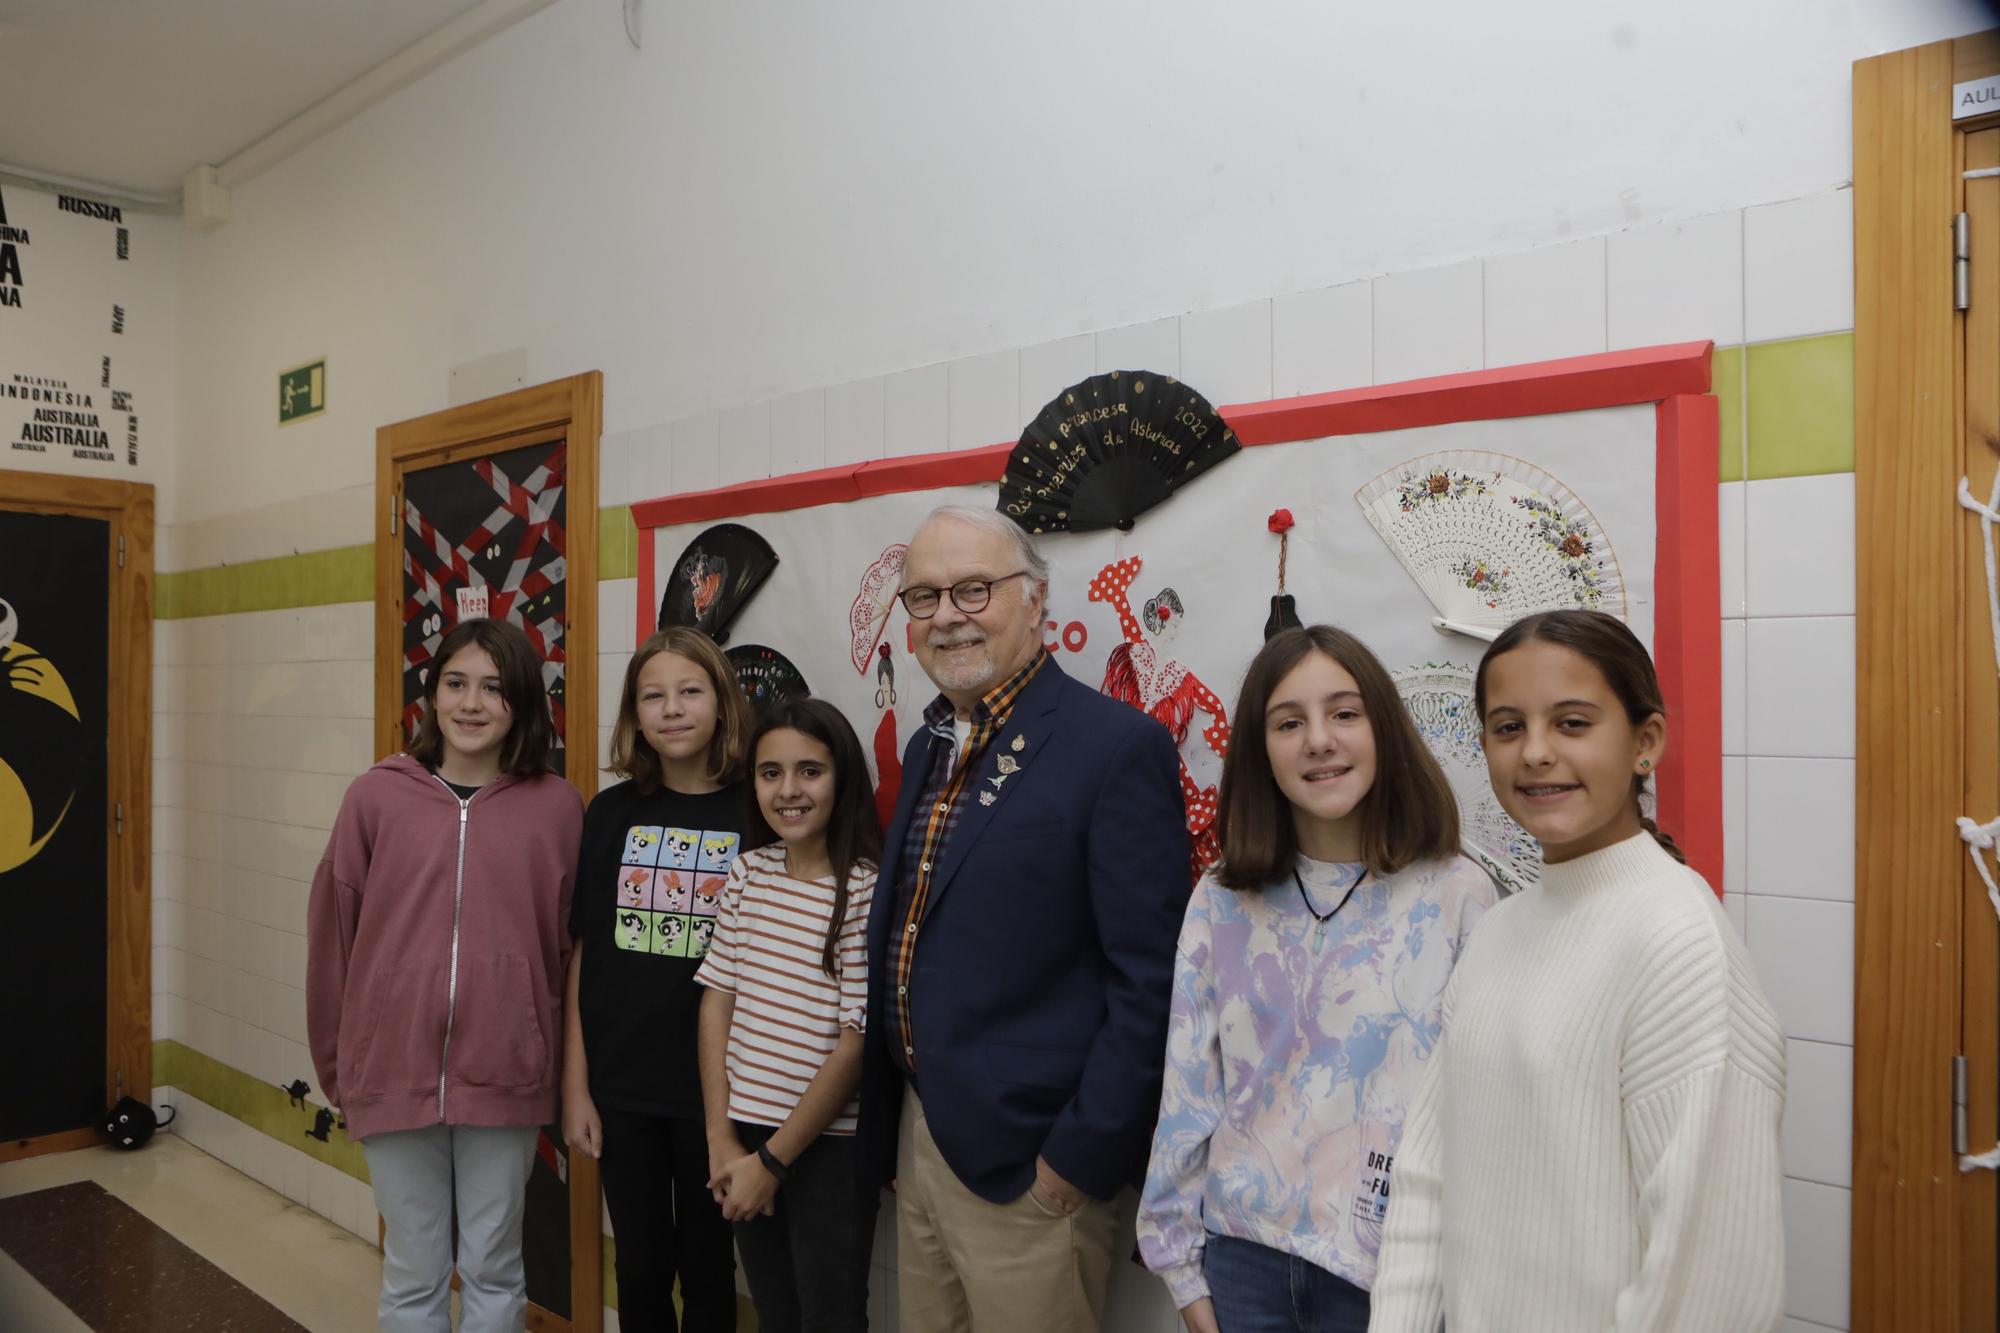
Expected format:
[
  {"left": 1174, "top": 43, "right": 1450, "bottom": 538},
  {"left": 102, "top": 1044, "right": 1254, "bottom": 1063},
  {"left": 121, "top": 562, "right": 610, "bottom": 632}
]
[
  {"left": 1394, "top": 663, "right": 1539, "bottom": 894},
  {"left": 1355, "top": 450, "right": 1625, "bottom": 641}
]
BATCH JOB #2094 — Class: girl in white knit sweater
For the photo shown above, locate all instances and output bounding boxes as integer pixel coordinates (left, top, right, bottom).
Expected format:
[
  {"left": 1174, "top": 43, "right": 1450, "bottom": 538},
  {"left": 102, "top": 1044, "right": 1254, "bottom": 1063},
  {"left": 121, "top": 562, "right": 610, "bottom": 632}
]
[{"left": 1369, "top": 610, "right": 1787, "bottom": 1333}]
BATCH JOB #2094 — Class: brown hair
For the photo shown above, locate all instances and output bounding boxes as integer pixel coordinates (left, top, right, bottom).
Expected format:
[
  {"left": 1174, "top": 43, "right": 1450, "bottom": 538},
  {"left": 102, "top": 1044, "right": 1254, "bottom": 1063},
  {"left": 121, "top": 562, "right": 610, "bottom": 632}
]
[
  {"left": 1214, "top": 625, "right": 1461, "bottom": 888},
  {"left": 609, "top": 627, "right": 754, "bottom": 792},
  {"left": 1473, "top": 609, "right": 1686, "bottom": 864},
  {"left": 406, "top": 618, "right": 556, "bottom": 777},
  {"left": 745, "top": 698, "right": 883, "bottom": 978}
]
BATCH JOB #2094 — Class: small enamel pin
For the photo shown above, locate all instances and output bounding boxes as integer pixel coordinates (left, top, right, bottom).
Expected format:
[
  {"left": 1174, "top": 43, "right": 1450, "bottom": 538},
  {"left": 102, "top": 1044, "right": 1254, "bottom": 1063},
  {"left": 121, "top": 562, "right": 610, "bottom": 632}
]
[
  {"left": 979, "top": 789, "right": 997, "bottom": 806},
  {"left": 997, "top": 755, "right": 1021, "bottom": 776},
  {"left": 1011, "top": 735, "right": 1026, "bottom": 753},
  {"left": 987, "top": 773, "right": 1009, "bottom": 790}
]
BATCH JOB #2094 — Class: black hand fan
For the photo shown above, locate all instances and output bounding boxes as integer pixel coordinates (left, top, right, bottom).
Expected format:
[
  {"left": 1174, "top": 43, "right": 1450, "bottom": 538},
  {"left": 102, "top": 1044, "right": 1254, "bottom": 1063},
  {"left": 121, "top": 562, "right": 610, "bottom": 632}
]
[
  {"left": 657, "top": 524, "right": 779, "bottom": 645},
  {"left": 727, "top": 644, "right": 811, "bottom": 712},
  {"left": 999, "top": 371, "right": 1239, "bottom": 534}
]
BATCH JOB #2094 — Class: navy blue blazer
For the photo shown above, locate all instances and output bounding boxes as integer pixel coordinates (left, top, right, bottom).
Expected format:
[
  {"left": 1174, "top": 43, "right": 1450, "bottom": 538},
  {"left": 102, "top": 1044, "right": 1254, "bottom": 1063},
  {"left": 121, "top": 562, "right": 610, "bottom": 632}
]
[{"left": 856, "top": 656, "right": 1191, "bottom": 1204}]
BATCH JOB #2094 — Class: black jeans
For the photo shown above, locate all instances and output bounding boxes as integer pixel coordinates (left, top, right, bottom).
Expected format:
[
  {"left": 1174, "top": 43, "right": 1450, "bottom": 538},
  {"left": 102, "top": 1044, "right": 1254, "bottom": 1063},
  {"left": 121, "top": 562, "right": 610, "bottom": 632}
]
[
  {"left": 730, "top": 1122, "right": 878, "bottom": 1333},
  {"left": 597, "top": 1106, "right": 737, "bottom": 1333}
]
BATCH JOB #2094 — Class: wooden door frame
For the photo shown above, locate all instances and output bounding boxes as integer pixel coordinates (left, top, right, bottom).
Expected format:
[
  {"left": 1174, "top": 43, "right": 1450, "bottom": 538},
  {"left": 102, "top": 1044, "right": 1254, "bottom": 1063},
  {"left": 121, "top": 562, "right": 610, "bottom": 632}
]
[
  {"left": 0, "top": 470, "right": 153, "bottom": 1164},
  {"left": 1854, "top": 32, "right": 2000, "bottom": 1330},
  {"left": 374, "top": 372, "right": 603, "bottom": 1333}
]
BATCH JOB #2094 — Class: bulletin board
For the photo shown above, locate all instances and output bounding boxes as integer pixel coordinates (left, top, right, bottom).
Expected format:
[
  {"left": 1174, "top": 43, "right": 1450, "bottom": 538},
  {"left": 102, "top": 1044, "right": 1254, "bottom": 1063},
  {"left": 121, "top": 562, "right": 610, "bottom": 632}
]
[{"left": 634, "top": 344, "right": 1722, "bottom": 891}]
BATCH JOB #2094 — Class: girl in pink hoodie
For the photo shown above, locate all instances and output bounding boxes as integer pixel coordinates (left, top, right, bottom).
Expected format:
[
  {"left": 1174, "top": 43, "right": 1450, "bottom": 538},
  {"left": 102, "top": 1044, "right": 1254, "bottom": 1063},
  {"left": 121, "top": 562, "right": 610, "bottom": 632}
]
[{"left": 307, "top": 618, "right": 582, "bottom": 1333}]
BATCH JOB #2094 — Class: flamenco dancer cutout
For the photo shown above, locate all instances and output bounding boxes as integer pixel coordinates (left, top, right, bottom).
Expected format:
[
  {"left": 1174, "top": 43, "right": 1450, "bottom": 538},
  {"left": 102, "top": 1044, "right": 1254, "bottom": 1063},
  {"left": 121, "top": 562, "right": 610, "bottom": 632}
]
[
  {"left": 1088, "top": 556, "right": 1230, "bottom": 880},
  {"left": 850, "top": 544, "right": 908, "bottom": 828}
]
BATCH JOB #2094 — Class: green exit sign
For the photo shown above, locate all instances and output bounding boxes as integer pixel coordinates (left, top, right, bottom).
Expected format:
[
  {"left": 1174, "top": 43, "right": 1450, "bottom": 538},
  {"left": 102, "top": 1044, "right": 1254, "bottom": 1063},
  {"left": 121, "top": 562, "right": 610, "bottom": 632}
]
[{"left": 279, "top": 359, "right": 326, "bottom": 425}]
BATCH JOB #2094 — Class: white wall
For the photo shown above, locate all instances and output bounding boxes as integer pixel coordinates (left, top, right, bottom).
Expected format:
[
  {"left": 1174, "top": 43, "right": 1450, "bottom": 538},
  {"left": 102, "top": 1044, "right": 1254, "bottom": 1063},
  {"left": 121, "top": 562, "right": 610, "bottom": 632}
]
[
  {"left": 0, "top": 182, "right": 179, "bottom": 507},
  {"left": 170, "top": 0, "right": 1985, "bottom": 524}
]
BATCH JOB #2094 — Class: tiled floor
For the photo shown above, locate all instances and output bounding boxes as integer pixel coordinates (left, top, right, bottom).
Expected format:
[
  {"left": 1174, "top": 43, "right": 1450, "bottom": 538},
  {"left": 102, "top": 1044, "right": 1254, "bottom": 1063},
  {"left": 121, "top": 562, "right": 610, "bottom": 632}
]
[{"left": 0, "top": 1136, "right": 382, "bottom": 1332}]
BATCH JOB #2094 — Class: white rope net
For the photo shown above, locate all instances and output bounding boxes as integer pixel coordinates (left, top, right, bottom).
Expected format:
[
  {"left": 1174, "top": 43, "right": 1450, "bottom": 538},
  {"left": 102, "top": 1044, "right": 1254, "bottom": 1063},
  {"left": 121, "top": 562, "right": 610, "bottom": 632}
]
[{"left": 1954, "top": 469, "right": 2000, "bottom": 1171}]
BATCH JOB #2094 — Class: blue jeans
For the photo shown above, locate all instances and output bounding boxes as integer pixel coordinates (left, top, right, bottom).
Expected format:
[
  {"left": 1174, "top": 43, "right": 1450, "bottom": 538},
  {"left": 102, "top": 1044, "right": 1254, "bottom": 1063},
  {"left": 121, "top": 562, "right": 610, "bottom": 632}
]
[{"left": 1201, "top": 1233, "right": 1371, "bottom": 1333}]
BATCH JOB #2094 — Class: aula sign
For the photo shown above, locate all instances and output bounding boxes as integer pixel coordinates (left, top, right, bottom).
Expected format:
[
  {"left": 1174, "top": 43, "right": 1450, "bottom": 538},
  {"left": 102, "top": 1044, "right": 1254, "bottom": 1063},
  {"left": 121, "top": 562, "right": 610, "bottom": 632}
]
[{"left": 1955, "top": 74, "right": 2000, "bottom": 121}]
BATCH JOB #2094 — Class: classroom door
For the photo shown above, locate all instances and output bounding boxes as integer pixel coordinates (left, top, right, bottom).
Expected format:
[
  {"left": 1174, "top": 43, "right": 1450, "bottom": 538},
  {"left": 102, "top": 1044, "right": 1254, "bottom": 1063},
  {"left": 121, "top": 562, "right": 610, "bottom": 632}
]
[{"left": 0, "top": 508, "right": 110, "bottom": 1143}]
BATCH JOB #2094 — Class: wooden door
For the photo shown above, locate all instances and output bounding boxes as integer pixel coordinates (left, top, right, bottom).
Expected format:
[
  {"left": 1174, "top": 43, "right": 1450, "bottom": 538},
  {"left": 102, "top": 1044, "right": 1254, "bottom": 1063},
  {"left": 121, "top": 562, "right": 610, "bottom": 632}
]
[
  {"left": 0, "top": 472, "right": 152, "bottom": 1163},
  {"left": 1855, "top": 33, "right": 2000, "bottom": 1330}
]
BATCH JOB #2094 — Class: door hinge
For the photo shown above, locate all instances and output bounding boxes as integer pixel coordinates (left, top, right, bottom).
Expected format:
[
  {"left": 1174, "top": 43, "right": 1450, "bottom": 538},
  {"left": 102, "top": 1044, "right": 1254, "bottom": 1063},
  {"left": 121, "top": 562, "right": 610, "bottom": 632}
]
[
  {"left": 1955, "top": 212, "right": 1971, "bottom": 312},
  {"left": 117, "top": 534, "right": 126, "bottom": 568},
  {"left": 390, "top": 493, "right": 399, "bottom": 536},
  {"left": 1954, "top": 1053, "right": 1970, "bottom": 1155},
  {"left": 114, "top": 802, "right": 124, "bottom": 836}
]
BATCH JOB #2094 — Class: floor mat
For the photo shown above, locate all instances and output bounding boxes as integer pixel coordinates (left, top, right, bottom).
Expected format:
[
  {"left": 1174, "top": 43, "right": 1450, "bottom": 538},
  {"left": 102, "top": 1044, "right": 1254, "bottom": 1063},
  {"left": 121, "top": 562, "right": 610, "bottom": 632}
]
[{"left": 0, "top": 1179, "right": 307, "bottom": 1332}]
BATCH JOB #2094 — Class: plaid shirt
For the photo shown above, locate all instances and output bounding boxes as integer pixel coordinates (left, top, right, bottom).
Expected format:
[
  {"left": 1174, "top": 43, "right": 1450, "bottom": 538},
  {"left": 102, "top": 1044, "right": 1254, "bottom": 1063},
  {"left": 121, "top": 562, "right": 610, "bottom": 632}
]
[{"left": 882, "top": 649, "right": 1048, "bottom": 1074}]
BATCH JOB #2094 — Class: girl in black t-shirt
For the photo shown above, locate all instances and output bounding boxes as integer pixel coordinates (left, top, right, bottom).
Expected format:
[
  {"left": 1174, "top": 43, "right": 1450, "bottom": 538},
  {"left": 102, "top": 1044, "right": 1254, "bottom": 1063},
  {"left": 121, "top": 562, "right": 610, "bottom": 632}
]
[{"left": 564, "top": 626, "right": 758, "bottom": 1332}]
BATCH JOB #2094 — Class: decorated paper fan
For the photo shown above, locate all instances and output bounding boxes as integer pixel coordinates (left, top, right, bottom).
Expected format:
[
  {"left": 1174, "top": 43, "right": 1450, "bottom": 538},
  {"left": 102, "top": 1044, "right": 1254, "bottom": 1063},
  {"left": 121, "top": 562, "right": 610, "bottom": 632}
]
[
  {"left": 727, "top": 644, "right": 810, "bottom": 712},
  {"left": 658, "top": 524, "right": 779, "bottom": 645},
  {"left": 999, "top": 371, "right": 1239, "bottom": 534},
  {"left": 1393, "top": 663, "right": 1539, "bottom": 894},
  {"left": 1354, "top": 451, "right": 1624, "bottom": 641},
  {"left": 850, "top": 543, "right": 907, "bottom": 675}
]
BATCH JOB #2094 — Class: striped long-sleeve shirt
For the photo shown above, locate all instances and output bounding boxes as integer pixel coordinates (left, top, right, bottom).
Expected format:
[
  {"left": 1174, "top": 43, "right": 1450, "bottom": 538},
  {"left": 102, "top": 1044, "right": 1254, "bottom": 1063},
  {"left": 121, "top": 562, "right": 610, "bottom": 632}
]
[{"left": 694, "top": 845, "right": 876, "bottom": 1133}]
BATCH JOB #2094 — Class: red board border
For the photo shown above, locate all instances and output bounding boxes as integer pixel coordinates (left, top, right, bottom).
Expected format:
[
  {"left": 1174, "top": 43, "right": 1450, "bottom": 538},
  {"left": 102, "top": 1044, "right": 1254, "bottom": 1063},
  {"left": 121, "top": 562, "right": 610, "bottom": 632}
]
[{"left": 634, "top": 340, "right": 1724, "bottom": 891}]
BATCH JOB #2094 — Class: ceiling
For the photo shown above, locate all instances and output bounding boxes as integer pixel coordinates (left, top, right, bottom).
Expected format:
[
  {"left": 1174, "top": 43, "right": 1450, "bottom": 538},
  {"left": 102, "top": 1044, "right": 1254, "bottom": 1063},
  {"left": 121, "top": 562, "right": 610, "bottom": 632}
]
[{"left": 0, "top": 0, "right": 495, "bottom": 196}]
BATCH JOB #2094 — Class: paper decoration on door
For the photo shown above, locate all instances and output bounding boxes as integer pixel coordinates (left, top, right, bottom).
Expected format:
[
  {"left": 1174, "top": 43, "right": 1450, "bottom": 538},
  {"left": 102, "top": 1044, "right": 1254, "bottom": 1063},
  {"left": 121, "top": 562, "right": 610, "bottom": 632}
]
[
  {"left": 728, "top": 644, "right": 810, "bottom": 712},
  {"left": 1354, "top": 450, "right": 1624, "bottom": 642},
  {"left": 1393, "top": 662, "right": 1539, "bottom": 893},
  {"left": 1001, "top": 371, "right": 1238, "bottom": 534},
  {"left": 1089, "top": 556, "right": 1230, "bottom": 880},
  {"left": 401, "top": 439, "right": 569, "bottom": 768},
  {"left": 658, "top": 523, "right": 779, "bottom": 646},
  {"left": 0, "top": 596, "right": 84, "bottom": 876}
]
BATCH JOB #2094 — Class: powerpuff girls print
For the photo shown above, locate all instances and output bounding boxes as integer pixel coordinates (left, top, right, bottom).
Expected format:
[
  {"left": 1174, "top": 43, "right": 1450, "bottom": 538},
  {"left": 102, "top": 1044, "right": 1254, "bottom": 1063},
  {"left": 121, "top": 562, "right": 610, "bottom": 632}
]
[{"left": 610, "top": 823, "right": 741, "bottom": 960}]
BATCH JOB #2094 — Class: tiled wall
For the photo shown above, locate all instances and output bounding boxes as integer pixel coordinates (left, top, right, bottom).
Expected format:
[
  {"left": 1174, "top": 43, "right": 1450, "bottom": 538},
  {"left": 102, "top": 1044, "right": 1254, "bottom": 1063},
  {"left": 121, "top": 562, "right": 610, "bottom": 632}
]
[
  {"left": 148, "top": 186, "right": 1859, "bottom": 1332},
  {"left": 148, "top": 597, "right": 380, "bottom": 1243}
]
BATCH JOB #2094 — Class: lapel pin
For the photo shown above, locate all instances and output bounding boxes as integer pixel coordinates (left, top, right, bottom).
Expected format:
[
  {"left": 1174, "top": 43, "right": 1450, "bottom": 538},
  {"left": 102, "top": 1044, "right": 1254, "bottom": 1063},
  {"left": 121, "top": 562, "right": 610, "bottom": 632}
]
[
  {"left": 979, "top": 789, "right": 997, "bottom": 806},
  {"left": 1011, "top": 735, "right": 1027, "bottom": 753},
  {"left": 988, "top": 773, "right": 1009, "bottom": 790},
  {"left": 997, "top": 755, "right": 1021, "bottom": 776}
]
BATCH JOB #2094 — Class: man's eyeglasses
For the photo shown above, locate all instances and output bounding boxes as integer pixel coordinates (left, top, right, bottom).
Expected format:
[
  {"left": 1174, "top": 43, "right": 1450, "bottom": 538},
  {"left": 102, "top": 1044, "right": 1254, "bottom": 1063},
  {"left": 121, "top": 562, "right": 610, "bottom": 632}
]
[{"left": 898, "top": 571, "right": 1031, "bottom": 619}]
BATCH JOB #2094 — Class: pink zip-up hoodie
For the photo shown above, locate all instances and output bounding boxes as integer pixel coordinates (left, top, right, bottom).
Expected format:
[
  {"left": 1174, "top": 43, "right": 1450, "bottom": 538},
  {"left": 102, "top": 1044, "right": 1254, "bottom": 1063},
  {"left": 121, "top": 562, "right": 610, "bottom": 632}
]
[{"left": 306, "top": 754, "right": 583, "bottom": 1140}]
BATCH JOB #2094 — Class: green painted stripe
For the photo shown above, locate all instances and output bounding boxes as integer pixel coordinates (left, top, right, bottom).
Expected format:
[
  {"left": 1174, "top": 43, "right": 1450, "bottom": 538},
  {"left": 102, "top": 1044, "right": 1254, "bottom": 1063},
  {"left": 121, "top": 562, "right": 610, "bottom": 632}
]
[
  {"left": 152, "top": 1038, "right": 370, "bottom": 1182},
  {"left": 599, "top": 505, "right": 637, "bottom": 581},
  {"left": 1713, "top": 344, "right": 1745, "bottom": 483},
  {"left": 155, "top": 507, "right": 638, "bottom": 620},
  {"left": 1745, "top": 332, "right": 1854, "bottom": 480},
  {"left": 155, "top": 545, "right": 372, "bottom": 620}
]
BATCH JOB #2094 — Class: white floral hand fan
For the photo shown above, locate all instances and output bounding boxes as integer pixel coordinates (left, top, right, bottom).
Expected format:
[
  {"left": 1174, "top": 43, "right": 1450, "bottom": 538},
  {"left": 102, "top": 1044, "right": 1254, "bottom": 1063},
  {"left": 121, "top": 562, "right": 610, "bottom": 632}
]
[
  {"left": 1394, "top": 663, "right": 1539, "bottom": 894},
  {"left": 1355, "top": 450, "right": 1624, "bottom": 641}
]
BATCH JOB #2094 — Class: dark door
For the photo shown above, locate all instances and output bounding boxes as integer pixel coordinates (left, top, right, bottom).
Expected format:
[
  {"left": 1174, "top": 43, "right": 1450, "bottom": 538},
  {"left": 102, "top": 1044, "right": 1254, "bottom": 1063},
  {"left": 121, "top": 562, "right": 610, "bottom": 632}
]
[{"left": 0, "top": 509, "right": 109, "bottom": 1142}]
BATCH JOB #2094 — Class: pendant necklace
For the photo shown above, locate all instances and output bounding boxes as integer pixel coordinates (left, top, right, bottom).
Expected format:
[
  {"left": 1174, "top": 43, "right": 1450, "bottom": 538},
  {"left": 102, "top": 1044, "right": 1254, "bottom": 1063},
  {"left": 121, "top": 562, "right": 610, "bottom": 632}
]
[{"left": 1295, "top": 865, "right": 1363, "bottom": 949}]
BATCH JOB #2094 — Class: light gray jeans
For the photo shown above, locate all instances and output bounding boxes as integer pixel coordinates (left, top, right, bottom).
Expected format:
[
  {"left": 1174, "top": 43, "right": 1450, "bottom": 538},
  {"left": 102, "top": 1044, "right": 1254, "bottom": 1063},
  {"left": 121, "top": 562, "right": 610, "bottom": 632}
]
[{"left": 361, "top": 1123, "right": 540, "bottom": 1333}]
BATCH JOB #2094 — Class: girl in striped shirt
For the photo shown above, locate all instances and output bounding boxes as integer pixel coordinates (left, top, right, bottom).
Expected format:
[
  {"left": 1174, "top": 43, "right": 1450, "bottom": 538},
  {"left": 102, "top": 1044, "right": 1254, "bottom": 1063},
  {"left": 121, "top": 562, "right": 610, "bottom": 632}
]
[{"left": 696, "top": 697, "right": 883, "bottom": 1332}]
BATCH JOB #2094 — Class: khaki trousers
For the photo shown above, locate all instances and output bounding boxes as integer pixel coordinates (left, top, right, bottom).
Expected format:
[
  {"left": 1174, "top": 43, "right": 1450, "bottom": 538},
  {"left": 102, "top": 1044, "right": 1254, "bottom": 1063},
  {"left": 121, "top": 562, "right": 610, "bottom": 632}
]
[{"left": 895, "top": 1090, "right": 1119, "bottom": 1333}]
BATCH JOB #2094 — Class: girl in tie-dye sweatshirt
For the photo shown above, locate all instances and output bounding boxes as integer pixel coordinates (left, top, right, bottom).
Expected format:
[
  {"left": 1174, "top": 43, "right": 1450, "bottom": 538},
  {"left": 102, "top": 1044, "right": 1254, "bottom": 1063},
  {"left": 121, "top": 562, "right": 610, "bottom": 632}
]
[{"left": 1137, "top": 627, "right": 1495, "bottom": 1333}]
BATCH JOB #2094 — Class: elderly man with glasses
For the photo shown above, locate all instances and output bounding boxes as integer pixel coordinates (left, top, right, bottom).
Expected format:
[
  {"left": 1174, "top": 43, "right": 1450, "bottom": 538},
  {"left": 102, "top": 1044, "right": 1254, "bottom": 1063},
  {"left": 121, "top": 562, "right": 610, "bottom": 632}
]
[{"left": 855, "top": 504, "right": 1191, "bottom": 1333}]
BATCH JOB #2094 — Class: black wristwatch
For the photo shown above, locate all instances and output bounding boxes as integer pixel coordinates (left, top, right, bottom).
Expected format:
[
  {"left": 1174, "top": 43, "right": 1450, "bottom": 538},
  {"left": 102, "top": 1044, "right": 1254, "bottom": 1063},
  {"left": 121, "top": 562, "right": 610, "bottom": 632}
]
[{"left": 756, "top": 1143, "right": 793, "bottom": 1185}]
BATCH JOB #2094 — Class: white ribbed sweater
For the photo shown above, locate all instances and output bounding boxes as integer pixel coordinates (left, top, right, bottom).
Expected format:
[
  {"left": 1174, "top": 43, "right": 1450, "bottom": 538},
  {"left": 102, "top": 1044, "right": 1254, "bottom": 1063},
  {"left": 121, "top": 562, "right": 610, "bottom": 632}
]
[{"left": 1368, "top": 834, "right": 1787, "bottom": 1333}]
